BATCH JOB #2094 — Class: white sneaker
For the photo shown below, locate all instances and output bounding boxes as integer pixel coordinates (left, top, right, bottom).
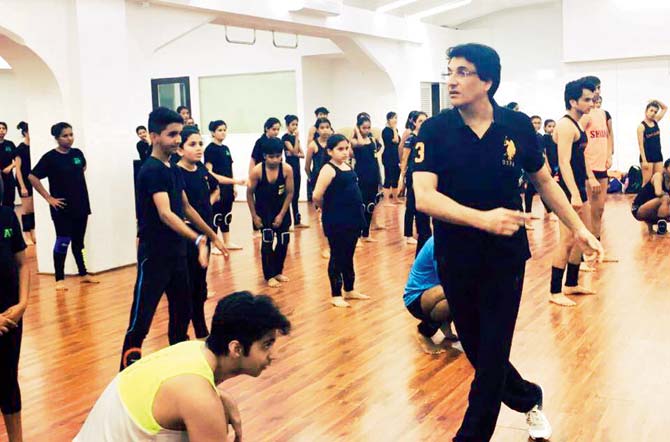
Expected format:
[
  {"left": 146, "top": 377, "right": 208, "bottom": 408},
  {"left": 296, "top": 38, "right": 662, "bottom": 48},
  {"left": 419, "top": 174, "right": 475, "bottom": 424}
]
[{"left": 527, "top": 405, "right": 552, "bottom": 440}]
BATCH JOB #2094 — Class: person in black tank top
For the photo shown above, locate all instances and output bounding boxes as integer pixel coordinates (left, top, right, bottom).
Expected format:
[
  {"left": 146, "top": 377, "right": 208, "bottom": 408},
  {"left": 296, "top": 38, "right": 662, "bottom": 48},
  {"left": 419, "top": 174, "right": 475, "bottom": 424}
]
[
  {"left": 352, "top": 116, "right": 382, "bottom": 241},
  {"left": 400, "top": 111, "right": 431, "bottom": 253},
  {"left": 0, "top": 122, "right": 17, "bottom": 210},
  {"left": 247, "top": 138, "right": 294, "bottom": 288},
  {"left": 631, "top": 159, "right": 670, "bottom": 234},
  {"left": 305, "top": 118, "right": 331, "bottom": 202},
  {"left": 549, "top": 79, "right": 598, "bottom": 307},
  {"left": 313, "top": 134, "right": 369, "bottom": 308},
  {"left": 282, "top": 115, "right": 309, "bottom": 229},
  {"left": 637, "top": 100, "right": 667, "bottom": 185},
  {"left": 177, "top": 127, "right": 221, "bottom": 338},
  {"left": 204, "top": 120, "right": 246, "bottom": 251}
]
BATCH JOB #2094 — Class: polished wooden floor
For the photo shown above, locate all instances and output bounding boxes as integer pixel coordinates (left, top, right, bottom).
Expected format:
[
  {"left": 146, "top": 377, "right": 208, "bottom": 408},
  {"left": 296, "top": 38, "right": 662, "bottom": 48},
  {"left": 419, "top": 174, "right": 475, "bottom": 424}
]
[{"left": 3, "top": 194, "right": 669, "bottom": 442}]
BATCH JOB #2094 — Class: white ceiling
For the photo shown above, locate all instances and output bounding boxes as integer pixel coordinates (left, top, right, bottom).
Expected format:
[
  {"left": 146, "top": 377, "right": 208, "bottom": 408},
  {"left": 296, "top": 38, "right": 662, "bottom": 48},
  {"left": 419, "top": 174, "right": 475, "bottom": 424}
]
[{"left": 343, "top": 0, "right": 555, "bottom": 27}]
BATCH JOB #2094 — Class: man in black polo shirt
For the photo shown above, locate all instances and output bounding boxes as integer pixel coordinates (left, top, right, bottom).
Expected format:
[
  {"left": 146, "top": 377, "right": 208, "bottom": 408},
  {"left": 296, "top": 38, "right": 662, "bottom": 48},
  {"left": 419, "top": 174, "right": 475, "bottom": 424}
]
[
  {"left": 120, "top": 107, "right": 227, "bottom": 370},
  {"left": 413, "top": 44, "right": 603, "bottom": 442}
]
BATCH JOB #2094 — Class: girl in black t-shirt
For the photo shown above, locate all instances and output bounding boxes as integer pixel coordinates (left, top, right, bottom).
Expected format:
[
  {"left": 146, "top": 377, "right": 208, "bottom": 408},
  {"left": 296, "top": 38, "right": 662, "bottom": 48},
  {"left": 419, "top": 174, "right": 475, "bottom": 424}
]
[
  {"left": 204, "top": 120, "right": 246, "bottom": 251},
  {"left": 282, "top": 115, "right": 309, "bottom": 229},
  {"left": 0, "top": 180, "right": 29, "bottom": 441},
  {"left": 305, "top": 118, "right": 333, "bottom": 259},
  {"left": 29, "top": 122, "right": 100, "bottom": 290},
  {"left": 15, "top": 122, "right": 36, "bottom": 245},
  {"left": 351, "top": 115, "right": 382, "bottom": 241},
  {"left": 313, "top": 134, "right": 368, "bottom": 308},
  {"left": 178, "top": 127, "right": 220, "bottom": 338}
]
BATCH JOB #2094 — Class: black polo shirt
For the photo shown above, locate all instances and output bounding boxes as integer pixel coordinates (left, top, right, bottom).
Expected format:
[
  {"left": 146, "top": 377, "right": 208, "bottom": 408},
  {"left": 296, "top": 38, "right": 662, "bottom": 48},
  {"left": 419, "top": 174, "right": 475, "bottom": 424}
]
[{"left": 413, "top": 104, "right": 544, "bottom": 268}]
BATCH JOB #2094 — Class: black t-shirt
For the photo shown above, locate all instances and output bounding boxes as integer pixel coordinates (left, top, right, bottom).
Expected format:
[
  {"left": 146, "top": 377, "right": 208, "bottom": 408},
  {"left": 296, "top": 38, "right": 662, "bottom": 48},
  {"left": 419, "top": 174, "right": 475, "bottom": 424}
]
[
  {"left": 414, "top": 104, "right": 544, "bottom": 267},
  {"left": 179, "top": 162, "right": 216, "bottom": 232},
  {"left": 251, "top": 134, "right": 268, "bottom": 164},
  {"left": 16, "top": 142, "right": 31, "bottom": 179},
  {"left": 137, "top": 157, "right": 187, "bottom": 257},
  {"left": 542, "top": 134, "right": 558, "bottom": 173},
  {"left": 381, "top": 127, "right": 399, "bottom": 163},
  {"left": 404, "top": 133, "right": 419, "bottom": 175},
  {"left": 204, "top": 142, "right": 234, "bottom": 182},
  {"left": 282, "top": 133, "right": 299, "bottom": 160},
  {"left": 0, "top": 206, "right": 27, "bottom": 310},
  {"left": 0, "top": 139, "right": 17, "bottom": 178},
  {"left": 31, "top": 148, "right": 91, "bottom": 218},
  {"left": 353, "top": 137, "right": 380, "bottom": 185},
  {"left": 136, "top": 140, "right": 151, "bottom": 163}
]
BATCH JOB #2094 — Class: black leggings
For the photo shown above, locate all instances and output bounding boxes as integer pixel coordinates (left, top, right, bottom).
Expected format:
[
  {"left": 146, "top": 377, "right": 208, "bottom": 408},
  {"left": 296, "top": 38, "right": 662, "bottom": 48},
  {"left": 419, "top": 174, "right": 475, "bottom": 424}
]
[
  {"left": 0, "top": 322, "right": 22, "bottom": 415},
  {"left": 1, "top": 174, "right": 15, "bottom": 208},
  {"left": 186, "top": 240, "right": 209, "bottom": 339},
  {"left": 326, "top": 228, "right": 359, "bottom": 296},
  {"left": 286, "top": 157, "right": 302, "bottom": 225},
  {"left": 358, "top": 180, "right": 378, "bottom": 238},
  {"left": 260, "top": 221, "right": 290, "bottom": 280},
  {"left": 404, "top": 181, "right": 432, "bottom": 254},
  {"left": 120, "top": 244, "right": 191, "bottom": 370},
  {"left": 52, "top": 213, "right": 88, "bottom": 281},
  {"left": 212, "top": 187, "right": 234, "bottom": 234},
  {"left": 382, "top": 157, "right": 400, "bottom": 189}
]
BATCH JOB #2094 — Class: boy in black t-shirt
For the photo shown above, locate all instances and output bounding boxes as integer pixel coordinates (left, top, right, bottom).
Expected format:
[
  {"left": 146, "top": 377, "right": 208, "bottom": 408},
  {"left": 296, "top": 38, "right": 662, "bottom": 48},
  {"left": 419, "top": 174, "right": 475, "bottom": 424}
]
[
  {"left": 177, "top": 127, "right": 220, "bottom": 338},
  {"left": 0, "top": 122, "right": 17, "bottom": 209},
  {"left": 29, "top": 122, "right": 99, "bottom": 291},
  {"left": 120, "top": 108, "right": 228, "bottom": 370},
  {"left": 0, "top": 178, "right": 30, "bottom": 442}
]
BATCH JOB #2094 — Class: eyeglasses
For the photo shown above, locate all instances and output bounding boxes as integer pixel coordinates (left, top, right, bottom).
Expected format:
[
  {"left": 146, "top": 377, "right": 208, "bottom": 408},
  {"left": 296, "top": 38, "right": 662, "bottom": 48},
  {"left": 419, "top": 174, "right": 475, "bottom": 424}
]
[{"left": 442, "top": 68, "right": 478, "bottom": 79}]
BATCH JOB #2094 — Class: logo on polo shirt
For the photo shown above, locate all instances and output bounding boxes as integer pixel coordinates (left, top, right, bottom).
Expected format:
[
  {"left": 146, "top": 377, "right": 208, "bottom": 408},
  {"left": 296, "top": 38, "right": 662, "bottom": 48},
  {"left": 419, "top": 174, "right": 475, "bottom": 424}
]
[
  {"left": 73, "top": 157, "right": 82, "bottom": 166},
  {"left": 3, "top": 227, "right": 12, "bottom": 239},
  {"left": 4, "top": 146, "right": 11, "bottom": 153},
  {"left": 503, "top": 137, "right": 516, "bottom": 167}
]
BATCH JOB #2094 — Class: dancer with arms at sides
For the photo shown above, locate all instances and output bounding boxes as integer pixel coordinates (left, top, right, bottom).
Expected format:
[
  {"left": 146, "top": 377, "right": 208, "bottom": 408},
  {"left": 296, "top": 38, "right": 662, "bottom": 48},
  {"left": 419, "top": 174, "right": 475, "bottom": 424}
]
[
  {"left": 177, "top": 127, "right": 220, "bottom": 339},
  {"left": 204, "top": 120, "right": 246, "bottom": 252},
  {"left": 305, "top": 118, "right": 332, "bottom": 258},
  {"left": 282, "top": 114, "right": 309, "bottom": 229},
  {"left": 313, "top": 134, "right": 369, "bottom": 308},
  {"left": 0, "top": 178, "right": 30, "bottom": 442},
  {"left": 549, "top": 79, "right": 600, "bottom": 307},
  {"left": 247, "top": 138, "right": 294, "bottom": 288},
  {"left": 29, "top": 122, "right": 100, "bottom": 291},
  {"left": 542, "top": 119, "right": 559, "bottom": 221},
  {"left": 381, "top": 112, "right": 402, "bottom": 204},
  {"left": 397, "top": 111, "right": 419, "bottom": 197},
  {"left": 631, "top": 158, "right": 670, "bottom": 235},
  {"left": 413, "top": 44, "right": 603, "bottom": 441},
  {"left": 14, "top": 122, "right": 35, "bottom": 244},
  {"left": 120, "top": 108, "right": 228, "bottom": 370},
  {"left": 351, "top": 115, "right": 382, "bottom": 242},
  {"left": 400, "top": 111, "right": 431, "bottom": 250},
  {"left": 76, "top": 291, "right": 291, "bottom": 442},
  {"left": 638, "top": 100, "right": 667, "bottom": 186},
  {"left": 135, "top": 125, "right": 151, "bottom": 164}
]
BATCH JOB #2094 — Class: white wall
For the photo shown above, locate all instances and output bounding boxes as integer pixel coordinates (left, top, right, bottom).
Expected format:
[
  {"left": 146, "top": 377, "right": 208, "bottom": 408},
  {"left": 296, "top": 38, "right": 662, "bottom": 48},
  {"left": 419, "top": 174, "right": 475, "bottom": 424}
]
[
  {"left": 563, "top": 0, "right": 670, "bottom": 62},
  {"left": 0, "top": 70, "right": 27, "bottom": 142},
  {"left": 460, "top": 0, "right": 670, "bottom": 170}
]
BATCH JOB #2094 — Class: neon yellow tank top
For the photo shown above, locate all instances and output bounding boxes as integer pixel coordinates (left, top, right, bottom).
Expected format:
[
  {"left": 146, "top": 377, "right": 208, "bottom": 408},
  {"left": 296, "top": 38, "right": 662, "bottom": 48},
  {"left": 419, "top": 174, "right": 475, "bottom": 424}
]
[{"left": 118, "top": 341, "right": 216, "bottom": 435}]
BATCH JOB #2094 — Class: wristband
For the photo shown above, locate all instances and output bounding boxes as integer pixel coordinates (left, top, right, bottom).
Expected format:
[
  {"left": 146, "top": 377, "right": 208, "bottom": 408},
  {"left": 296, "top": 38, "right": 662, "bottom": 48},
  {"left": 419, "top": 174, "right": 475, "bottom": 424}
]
[{"left": 195, "top": 234, "right": 204, "bottom": 247}]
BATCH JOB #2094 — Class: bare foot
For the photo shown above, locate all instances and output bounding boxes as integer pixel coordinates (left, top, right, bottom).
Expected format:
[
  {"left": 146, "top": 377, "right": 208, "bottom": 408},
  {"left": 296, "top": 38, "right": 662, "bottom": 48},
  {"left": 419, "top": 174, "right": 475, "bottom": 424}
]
[
  {"left": 344, "top": 290, "right": 370, "bottom": 300},
  {"left": 224, "top": 242, "right": 243, "bottom": 250},
  {"left": 211, "top": 248, "right": 222, "bottom": 255},
  {"left": 579, "top": 262, "right": 596, "bottom": 272},
  {"left": 362, "top": 237, "right": 377, "bottom": 243},
  {"left": 530, "top": 214, "right": 541, "bottom": 220},
  {"left": 371, "top": 224, "right": 386, "bottom": 231},
  {"left": 275, "top": 274, "right": 290, "bottom": 282},
  {"left": 331, "top": 296, "right": 351, "bottom": 308},
  {"left": 294, "top": 223, "right": 310, "bottom": 229},
  {"left": 81, "top": 274, "right": 101, "bottom": 284},
  {"left": 415, "top": 329, "right": 445, "bottom": 354},
  {"left": 549, "top": 293, "right": 577, "bottom": 306},
  {"left": 55, "top": 281, "right": 68, "bottom": 291},
  {"left": 321, "top": 248, "right": 330, "bottom": 259},
  {"left": 563, "top": 285, "right": 596, "bottom": 295},
  {"left": 267, "top": 278, "right": 281, "bottom": 288},
  {"left": 602, "top": 253, "right": 619, "bottom": 263},
  {"left": 405, "top": 237, "right": 417, "bottom": 245}
]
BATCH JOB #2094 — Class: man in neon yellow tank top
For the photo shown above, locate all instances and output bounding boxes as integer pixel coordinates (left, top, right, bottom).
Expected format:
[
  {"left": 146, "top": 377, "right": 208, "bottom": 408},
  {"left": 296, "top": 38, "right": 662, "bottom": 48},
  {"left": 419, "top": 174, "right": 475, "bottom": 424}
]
[{"left": 74, "top": 291, "right": 290, "bottom": 442}]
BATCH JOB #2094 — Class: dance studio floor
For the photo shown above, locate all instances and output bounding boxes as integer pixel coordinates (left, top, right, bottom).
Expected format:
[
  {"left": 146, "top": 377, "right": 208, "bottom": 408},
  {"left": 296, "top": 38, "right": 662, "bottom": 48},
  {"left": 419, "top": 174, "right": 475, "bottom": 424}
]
[{"left": 5, "top": 194, "right": 669, "bottom": 442}]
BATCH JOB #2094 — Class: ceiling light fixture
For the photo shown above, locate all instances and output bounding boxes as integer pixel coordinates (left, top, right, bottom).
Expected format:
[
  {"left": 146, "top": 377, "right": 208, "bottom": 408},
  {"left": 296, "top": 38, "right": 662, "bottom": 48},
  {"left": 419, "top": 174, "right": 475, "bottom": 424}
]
[{"left": 409, "top": 0, "right": 472, "bottom": 19}]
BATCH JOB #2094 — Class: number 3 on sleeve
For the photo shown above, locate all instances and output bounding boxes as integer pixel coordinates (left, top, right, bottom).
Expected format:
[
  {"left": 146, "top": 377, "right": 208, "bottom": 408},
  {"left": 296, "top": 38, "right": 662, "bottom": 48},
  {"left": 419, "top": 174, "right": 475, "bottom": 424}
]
[{"left": 414, "top": 142, "right": 425, "bottom": 164}]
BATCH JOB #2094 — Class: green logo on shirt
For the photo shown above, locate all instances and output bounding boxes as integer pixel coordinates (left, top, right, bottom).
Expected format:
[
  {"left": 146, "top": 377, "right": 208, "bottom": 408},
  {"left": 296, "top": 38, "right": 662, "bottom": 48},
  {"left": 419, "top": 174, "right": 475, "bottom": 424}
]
[
  {"left": 4, "top": 146, "right": 11, "bottom": 153},
  {"left": 73, "top": 157, "right": 82, "bottom": 166},
  {"left": 3, "top": 228, "right": 12, "bottom": 239}
]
